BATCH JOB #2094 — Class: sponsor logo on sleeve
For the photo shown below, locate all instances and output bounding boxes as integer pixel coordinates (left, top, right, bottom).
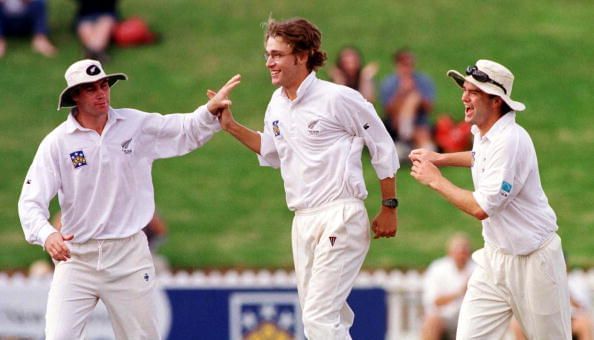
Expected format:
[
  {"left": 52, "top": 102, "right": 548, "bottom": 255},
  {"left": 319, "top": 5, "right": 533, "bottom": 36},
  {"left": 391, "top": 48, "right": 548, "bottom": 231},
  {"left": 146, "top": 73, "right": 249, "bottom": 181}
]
[{"left": 500, "top": 181, "right": 512, "bottom": 197}]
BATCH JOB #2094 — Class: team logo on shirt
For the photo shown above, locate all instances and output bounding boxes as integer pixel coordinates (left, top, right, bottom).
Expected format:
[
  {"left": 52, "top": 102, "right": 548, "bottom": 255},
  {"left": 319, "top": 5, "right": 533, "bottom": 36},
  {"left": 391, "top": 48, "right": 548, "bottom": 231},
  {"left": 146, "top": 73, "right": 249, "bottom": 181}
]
[
  {"left": 307, "top": 120, "right": 320, "bottom": 136},
  {"left": 69, "top": 150, "right": 87, "bottom": 169},
  {"left": 272, "top": 120, "right": 281, "bottom": 136},
  {"left": 500, "top": 181, "right": 512, "bottom": 197},
  {"left": 121, "top": 138, "right": 133, "bottom": 154},
  {"left": 329, "top": 236, "right": 337, "bottom": 247}
]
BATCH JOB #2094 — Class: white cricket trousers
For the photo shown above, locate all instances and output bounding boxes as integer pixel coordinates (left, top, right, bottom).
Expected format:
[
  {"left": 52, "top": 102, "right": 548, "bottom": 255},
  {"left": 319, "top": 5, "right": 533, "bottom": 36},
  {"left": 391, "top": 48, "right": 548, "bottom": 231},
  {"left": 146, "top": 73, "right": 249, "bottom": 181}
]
[
  {"left": 292, "top": 198, "right": 371, "bottom": 340},
  {"left": 456, "top": 233, "right": 571, "bottom": 340},
  {"left": 45, "top": 231, "right": 160, "bottom": 340}
]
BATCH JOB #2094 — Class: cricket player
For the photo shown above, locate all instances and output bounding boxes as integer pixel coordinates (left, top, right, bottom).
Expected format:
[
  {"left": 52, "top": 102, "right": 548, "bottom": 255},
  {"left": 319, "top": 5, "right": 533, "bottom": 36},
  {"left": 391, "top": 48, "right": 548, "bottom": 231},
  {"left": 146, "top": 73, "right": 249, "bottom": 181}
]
[
  {"left": 410, "top": 59, "right": 571, "bottom": 339},
  {"left": 210, "top": 17, "right": 399, "bottom": 339},
  {"left": 17, "top": 59, "right": 239, "bottom": 339}
]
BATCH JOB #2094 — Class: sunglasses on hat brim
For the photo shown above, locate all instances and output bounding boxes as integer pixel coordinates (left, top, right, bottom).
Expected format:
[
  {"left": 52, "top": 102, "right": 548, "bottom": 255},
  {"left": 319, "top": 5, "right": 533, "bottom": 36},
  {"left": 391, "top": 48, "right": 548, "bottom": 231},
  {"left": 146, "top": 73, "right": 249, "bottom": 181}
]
[{"left": 466, "top": 65, "right": 507, "bottom": 95}]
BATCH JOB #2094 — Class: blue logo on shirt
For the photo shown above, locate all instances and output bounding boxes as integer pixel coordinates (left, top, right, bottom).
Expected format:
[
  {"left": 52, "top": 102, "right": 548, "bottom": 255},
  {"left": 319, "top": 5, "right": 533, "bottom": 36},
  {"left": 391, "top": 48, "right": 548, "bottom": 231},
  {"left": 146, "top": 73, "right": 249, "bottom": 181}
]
[
  {"left": 272, "top": 120, "right": 281, "bottom": 136},
  {"left": 69, "top": 150, "right": 87, "bottom": 169},
  {"left": 500, "top": 181, "right": 512, "bottom": 197}
]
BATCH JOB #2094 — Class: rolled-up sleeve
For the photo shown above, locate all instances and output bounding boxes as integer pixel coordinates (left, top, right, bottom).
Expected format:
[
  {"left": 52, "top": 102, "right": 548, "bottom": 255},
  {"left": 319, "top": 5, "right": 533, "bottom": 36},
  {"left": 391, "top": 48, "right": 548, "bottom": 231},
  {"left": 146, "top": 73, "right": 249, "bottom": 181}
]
[
  {"left": 473, "top": 133, "right": 520, "bottom": 216},
  {"left": 18, "top": 138, "right": 60, "bottom": 247},
  {"left": 335, "top": 91, "right": 399, "bottom": 179}
]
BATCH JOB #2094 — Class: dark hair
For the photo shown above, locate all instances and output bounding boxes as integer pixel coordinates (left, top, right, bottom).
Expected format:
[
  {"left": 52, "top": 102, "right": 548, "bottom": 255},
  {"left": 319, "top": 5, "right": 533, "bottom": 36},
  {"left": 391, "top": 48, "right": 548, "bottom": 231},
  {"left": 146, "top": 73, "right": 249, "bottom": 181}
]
[
  {"left": 265, "top": 17, "right": 327, "bottom": 72},
  {"left": 500, "top": 101, "right": 512, "bottom": 115},
  {"left": 489, "top": 94, "right": 513, "bottom": 115}
]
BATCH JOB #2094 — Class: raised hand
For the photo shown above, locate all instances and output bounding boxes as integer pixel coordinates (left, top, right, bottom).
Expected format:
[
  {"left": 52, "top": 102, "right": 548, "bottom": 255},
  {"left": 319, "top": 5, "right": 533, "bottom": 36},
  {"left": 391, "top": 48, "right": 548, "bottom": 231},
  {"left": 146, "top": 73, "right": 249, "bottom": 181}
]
[{"left": 206, "top": 74, "right": 241, "bottom": 114}]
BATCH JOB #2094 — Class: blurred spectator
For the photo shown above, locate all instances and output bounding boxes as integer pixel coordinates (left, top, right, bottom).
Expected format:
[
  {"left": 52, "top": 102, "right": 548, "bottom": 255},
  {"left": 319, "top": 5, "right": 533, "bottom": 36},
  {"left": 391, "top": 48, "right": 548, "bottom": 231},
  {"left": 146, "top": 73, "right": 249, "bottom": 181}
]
[
  {"left": 73, "top": 0, "right": 119, "bottom": 62},
  {"left": 328, "top": 45, "right": 378, "bottom": 102},
  {"left": 511, "top": 266, "right": 593, "bottom": 340},
  {"left": 433, "top": 114, "right": 472, "bottom": 153},
  {"left": 0, "top": 0, "right": 57, "bottom": 58},
  {"left": 421, "top": 232, "right": 475, "bottom": 340},
  {"left": 380, "top": 48, "right": 436, "bottom": 160},
  {"left": 28, "top": 258, "right": 52, "bottom": 277}
]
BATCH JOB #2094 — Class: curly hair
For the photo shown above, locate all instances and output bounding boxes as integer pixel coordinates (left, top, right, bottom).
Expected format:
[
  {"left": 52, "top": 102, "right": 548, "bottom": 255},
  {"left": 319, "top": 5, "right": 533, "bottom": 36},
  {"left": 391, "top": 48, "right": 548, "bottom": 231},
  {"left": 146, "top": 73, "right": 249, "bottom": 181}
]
[{"left": 264, "top": 17, "right": 327, "bottom": 72}]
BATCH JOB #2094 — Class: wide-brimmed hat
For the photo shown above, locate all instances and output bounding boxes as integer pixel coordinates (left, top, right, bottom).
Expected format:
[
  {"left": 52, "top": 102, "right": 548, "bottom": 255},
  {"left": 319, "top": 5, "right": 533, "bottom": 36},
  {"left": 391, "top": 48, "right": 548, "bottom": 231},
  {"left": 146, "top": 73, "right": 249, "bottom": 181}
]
[
  {"left": 57, "top": 59, "right": 127, "bottom": 110},
  {"left": 447, "top": 59, "right": 525, "bottom": 112}
]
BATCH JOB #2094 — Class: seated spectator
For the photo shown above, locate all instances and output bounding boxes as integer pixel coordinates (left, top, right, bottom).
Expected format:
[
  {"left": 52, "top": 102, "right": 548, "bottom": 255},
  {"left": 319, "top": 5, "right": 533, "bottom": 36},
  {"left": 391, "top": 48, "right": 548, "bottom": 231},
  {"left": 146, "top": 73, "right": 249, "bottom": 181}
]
[
  {"left": 380, "top": 48, "right": 435, "bottom": 160},
  {"left": 73, "top": 0, "right": 119, "bottom": 62},
  {"left": 0, "top": 0, "right": 57, "bottom": 58},
  {"left": 328, "top": 45, "right": 378, "bottom": 102},
  {"left": 421, "top": 232, "right": 475, "bottom": 340}
]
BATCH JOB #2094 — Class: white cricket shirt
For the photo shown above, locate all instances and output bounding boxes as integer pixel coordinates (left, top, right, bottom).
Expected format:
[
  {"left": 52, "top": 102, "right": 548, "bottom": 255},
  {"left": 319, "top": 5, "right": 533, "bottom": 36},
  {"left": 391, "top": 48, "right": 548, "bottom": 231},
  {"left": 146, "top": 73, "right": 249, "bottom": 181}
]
[
  {"left": 258, "top": 72, "right": 399, "bottom": 211},
  {"left": 471, "top": 112, "right": 557, "bottom": 255},
  {"left": 18, "top": 105, "right": 220, "bottom": 246},
  {"left": 422, "top": 256, "right": 475, "bottom": 319}
]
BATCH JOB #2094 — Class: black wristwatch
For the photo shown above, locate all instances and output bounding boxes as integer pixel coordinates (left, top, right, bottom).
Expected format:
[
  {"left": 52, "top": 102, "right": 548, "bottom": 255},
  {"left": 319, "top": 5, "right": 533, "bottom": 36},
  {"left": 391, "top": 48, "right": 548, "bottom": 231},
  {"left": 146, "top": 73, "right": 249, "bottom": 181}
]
[{"left": 382, "top": 198, "right": 399, "bottom": 208}]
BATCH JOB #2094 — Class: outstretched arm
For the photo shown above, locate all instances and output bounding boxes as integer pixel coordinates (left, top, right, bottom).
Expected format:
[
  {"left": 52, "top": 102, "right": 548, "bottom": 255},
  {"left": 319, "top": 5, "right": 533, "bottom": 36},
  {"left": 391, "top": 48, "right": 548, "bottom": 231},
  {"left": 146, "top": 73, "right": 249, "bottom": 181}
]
[
  {"left": 207, "top": 90, "right": 261, "bottom": 154},
  {"left": 409, "top": 149, "right": 473, "bottom": 168}
]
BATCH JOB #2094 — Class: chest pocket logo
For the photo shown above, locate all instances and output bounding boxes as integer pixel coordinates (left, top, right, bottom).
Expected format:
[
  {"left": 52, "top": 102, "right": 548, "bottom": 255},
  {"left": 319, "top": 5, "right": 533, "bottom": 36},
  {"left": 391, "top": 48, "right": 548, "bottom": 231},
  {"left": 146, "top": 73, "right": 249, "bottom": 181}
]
[
  {"left": 121, "top": 138, "right": 133, "bottom": 154},
  {"left": 272, "top": 120, "right": 281, "bottom": 137},
  {"left": 307, "top": 119, "right": 320, "bottom": 136},
  {"left": 70, "top": 150, "right": 88, "bottom": 169}
]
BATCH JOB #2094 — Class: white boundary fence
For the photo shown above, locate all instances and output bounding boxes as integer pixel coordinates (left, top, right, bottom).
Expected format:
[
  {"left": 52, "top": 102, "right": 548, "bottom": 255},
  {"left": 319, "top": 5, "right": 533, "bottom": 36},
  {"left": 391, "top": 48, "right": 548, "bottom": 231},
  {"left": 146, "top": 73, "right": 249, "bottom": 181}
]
[{"left": 1, "top": 269, "right": 593, "bottom": 339}]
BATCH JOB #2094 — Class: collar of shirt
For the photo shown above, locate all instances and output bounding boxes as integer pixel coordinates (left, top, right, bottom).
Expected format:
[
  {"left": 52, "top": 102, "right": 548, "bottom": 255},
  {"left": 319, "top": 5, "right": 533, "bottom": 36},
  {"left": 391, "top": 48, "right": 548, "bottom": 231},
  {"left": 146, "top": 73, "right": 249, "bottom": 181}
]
[
  {"left": 471, "top": 111, "right": 517, "bottom": 141},
  {"left": 64, "top": 107, "right": 126, "bottom": 134},
  {"left": 280, "top": 71, "right": 317, "bottom": 104}
]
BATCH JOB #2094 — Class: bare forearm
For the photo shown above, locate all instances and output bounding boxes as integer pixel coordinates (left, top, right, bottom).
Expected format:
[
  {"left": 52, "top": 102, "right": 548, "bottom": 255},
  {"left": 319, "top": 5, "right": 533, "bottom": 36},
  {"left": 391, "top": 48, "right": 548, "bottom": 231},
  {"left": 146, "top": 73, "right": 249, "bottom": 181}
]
[
  {"left": 379, "top": 176, "right": 396, "bottom": 199},
  {"left": 226, "top": 121, "right": 261, "bottom": 154},
  {"left": 435, "top": 151, "right": 473, "bottom": 167},
  {"left": 430, "top": 176, "right": 487, "bottom": 220}
]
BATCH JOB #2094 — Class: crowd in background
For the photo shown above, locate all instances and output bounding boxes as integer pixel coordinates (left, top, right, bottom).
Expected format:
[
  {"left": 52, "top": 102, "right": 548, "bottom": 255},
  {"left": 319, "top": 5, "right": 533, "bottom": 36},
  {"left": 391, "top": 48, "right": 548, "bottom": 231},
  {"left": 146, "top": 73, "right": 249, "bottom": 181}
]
[
  {"left": 1, "top": 0, "right": 156, "bottom": 61},
  {"left": 327, "top": 45, "right": 472, "bottom": 163}
]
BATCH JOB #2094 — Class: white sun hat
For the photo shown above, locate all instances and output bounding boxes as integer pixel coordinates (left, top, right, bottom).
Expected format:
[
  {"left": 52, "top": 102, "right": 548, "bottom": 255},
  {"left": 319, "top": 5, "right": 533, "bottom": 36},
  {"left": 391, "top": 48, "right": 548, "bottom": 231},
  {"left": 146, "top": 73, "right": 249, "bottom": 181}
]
[
  {"left": 447, "top": 59, "right": 525, "bottom": 112},
  {"left": 57, "top": 59, "right": 127, "bottom": 110}
]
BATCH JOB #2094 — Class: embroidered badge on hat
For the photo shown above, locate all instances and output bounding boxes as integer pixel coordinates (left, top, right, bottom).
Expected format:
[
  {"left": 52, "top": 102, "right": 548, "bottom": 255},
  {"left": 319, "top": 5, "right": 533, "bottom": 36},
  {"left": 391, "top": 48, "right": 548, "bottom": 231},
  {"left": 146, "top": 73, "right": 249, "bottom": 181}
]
[
  {"left": 86, "top": 64, "right": 101, "bottom": 76},
  {"left": 70, "top": 150, "right": 87, "bottom": 169}
]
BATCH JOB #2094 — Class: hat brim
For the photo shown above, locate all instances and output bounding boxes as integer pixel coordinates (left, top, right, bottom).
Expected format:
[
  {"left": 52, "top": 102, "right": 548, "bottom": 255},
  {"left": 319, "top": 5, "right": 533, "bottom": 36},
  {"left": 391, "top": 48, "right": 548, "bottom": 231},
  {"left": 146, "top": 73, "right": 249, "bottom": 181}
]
[
  {"left": 447, "top": 70, "right": 525, "bottom": 112},
  {"left": 57, "top": 73, "right": 128, "bottom": 110}
]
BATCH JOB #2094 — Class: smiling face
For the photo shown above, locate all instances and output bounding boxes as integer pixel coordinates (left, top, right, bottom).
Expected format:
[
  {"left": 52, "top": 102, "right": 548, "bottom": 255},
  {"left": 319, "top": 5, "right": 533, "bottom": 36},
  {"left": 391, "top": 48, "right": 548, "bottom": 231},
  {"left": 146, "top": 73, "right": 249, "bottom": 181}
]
[
  {"left": 265, "top": 36, "right": 309, "bottom": 100},
  {"left": 72, "top": 78, "right": 111, "bottom": 118},
  {"left": 461, "top": 81, "right": 502, "bottom": 134}
]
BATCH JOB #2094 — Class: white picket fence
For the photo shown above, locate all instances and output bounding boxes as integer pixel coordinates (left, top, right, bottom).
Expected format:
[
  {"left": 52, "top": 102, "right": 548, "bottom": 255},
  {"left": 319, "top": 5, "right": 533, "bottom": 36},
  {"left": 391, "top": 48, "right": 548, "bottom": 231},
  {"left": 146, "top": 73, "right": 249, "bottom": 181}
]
[{"left": 1, "top": 269, "right": 593, "bottom": 339}]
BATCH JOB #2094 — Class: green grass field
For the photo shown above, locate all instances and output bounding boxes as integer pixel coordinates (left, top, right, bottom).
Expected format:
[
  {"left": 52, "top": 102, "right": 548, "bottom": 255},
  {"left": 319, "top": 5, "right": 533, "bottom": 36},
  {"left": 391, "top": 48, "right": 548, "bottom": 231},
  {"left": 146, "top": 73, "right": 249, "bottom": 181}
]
[{"left": 1, "top": 0, "right": 593, "bottom": 271}]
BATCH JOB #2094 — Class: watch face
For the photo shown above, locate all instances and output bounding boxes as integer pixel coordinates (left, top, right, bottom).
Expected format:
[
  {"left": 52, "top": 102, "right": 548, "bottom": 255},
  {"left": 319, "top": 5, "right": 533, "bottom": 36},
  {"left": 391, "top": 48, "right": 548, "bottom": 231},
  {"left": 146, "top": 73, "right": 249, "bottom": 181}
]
[{"left": 382, "top": 198, "right": 398, "bottom": 208}]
